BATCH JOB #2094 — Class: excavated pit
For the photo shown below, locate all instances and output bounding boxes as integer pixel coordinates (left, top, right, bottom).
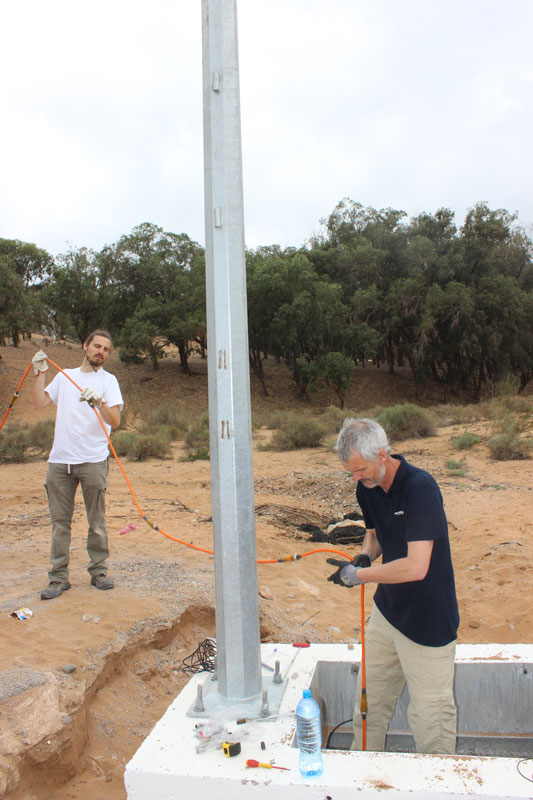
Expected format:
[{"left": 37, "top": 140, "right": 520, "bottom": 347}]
[{"left": 0, "top": 604, "right": 219, "bottom": 800}]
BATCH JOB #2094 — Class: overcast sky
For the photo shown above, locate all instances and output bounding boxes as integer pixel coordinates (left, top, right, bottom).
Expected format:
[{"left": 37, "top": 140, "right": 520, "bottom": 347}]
[{"left": 1, "top": 0, "right": 532, "bottom": 257}]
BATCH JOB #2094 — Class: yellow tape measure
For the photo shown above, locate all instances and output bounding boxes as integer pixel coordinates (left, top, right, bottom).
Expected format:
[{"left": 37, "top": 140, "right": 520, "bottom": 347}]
[{"left": 222, "top": 741, "right": 241, "bottom": 757}]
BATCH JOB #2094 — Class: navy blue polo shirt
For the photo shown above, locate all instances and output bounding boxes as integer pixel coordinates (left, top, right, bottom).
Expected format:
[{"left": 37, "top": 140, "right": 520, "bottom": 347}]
[{"left": 356, "top": 455, "right": 459, "bottom": 647}]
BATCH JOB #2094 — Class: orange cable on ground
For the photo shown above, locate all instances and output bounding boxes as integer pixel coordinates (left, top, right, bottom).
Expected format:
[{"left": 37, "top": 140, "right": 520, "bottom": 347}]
[
  {"left": 1, "top": 359, "right": 355, "bottom": 565},
  {"left": 3, "top": 358, "right": 371, "bottom": 745},
  {"left": 360, "top": 583, "right": 367, "bottom": 750}
]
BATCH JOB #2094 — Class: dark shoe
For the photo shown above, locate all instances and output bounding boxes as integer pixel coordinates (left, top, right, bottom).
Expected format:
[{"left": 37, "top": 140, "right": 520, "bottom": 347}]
[
  {"left": 41, "top": 581, "right": 71, "bottom": 600},
  {"left": 91, "top": 575, "right": 114, "bottom": 591}
]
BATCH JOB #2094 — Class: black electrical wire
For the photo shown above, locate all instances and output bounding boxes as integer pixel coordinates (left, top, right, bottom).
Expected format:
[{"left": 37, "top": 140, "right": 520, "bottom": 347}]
[
  {"left": 325, "top": 718, "right": 353, "bottom": 749},
  {"left": 181, "top": 638, "right": 217, "bottom": 674},
  {"left": 517, "top": 758, "right": 533, "bottom": 783}
]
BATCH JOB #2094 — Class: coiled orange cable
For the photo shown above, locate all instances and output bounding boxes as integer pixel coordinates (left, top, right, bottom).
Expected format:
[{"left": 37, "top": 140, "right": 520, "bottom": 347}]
[{"left": 1, "top": 358, "right": 355, "bottom": 564}]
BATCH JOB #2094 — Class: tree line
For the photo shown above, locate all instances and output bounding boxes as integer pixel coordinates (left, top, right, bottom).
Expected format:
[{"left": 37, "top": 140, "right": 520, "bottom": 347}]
[{"left": 1, "top": 199, "right": 532, "bottom": 404}]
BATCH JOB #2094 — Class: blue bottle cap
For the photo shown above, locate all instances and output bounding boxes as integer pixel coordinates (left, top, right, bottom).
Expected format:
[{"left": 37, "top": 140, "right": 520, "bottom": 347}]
[{"left": 303, "top": 689, "right": 311, "bottom": 698}]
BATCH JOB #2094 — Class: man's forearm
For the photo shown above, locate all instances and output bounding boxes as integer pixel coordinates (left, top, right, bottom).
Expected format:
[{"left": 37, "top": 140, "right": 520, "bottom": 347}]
[
  {"left": 358, "top": 540, "right": 433, "bottom": 585},
  {"left": 99, "top": 403, "right": 121, "bottom": 429},
  {"left": 360, "top": 529, "right": 382, "bottom": 563},
  {"left": 32, "top": 373, "right": 51, "bottom": 410}
]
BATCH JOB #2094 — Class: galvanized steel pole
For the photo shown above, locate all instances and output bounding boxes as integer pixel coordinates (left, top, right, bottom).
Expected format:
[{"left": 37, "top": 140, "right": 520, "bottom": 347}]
[{"left": 201, "top": 0, "right": 262, "bottom": 700}]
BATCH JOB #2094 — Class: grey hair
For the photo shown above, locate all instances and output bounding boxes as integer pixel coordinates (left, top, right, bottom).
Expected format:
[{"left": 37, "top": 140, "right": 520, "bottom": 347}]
[{"left": 335, "top": 417, "right": 391, "bottom": 463}]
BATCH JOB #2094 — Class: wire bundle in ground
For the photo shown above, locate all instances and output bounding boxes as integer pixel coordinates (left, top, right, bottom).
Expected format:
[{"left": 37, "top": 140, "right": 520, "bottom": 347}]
[{"left": 181, "top": 638, "right": 217, "bottom": 674}]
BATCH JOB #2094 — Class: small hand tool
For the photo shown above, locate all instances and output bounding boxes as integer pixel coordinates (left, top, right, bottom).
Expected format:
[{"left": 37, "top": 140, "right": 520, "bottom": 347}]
[
  {"left": 222, "top": 741, "right": 241, "bottom": 757},
  {"left": 246, "top": 759, "right": 290, "bottom": 771}
]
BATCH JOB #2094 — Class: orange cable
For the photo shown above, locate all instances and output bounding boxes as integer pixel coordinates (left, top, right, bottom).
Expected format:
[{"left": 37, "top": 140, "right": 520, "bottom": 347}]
[
  {"left": 0, "top": 363, "right": 33, "bottom": 429},
  {"left": 360, "top": 583, "right": 367, "bottom": 750},
  {"left": 2, "top": 359, "right": 355, "bottom": 565}
]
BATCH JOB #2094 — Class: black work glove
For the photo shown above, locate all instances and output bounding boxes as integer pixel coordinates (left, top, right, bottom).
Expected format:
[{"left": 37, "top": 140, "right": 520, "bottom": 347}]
[{"left": 326, "top": 553, "right": 371, "bottom": 587}]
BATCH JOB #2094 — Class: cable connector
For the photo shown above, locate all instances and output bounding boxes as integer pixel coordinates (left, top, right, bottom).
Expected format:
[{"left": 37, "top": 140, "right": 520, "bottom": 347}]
[{"left": 360, "top": 687, "right": 368, "bottom": 715}]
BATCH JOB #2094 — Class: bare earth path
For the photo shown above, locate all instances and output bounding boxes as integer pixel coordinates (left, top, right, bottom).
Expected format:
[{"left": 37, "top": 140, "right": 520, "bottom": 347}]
[{"left": 0, "top": 338, "right": 531, "bottom": 799}]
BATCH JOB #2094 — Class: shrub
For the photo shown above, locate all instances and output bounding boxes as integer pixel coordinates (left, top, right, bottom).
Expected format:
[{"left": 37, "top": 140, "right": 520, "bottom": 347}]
[
  {"left": 185, "top": 413, "right": 210, "bottom": 461},
  {"left": 0, "top": 419, "right": 55, "bottom": 462},
  {"left": 265, "top": 414, "right": 324, "bottom": 451},
  {"left": 261, "top": 410, "right": 291, "bottom": 431},
  {"left": 445, "top": 458, "right": 466, "bottom": 477},
  {"left": 318, "top": 405, "right": 350, "bottom": 434},
  {"left": 127, "top": 431, "right": 172, "bottom": 461},
  {"left": 433, "top": 404, "right": 483, "bottom": 426},
  {"left": 0, "top": 427, "right": 31, "bottom": 462},
  {"left": 110, "top": 429, "right": 172, "bottom": 460},
  {"left": 445, "top": 459, "right": 463, "bottom": 470},
  {"left": 494, "top": 374, "right": 521, "bottom": 398},
  {"left": 140, "top": 405, "right": 188, "bottom": 440},
  {"left": 110, "top": 430, "right": 137, "bottom": 457},
  {"left": 376, "top": 403, "right": 436, "bottom": 442},
  {"left": 486, "top": 433, "right": 531, "bottom": 461},
  {"left": 451, "top": 431, "right": 481, "bottom": 450},
  {"left": 27, "top": 419, "right": 55, "bottom": 452},
  {"left": 489, "top": 395, "right": 533, "bottom": 418}
]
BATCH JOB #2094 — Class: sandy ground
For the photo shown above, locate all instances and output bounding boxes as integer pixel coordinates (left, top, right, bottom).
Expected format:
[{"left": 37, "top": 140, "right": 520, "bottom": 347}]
[{"left": 0, "top": 338, "right": 531, "bottom": 799}]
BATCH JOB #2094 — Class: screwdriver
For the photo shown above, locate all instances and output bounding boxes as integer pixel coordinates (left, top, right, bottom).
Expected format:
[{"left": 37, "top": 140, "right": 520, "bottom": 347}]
[{"left": 246, "top": 759, "right": 290, "bottom": 771}]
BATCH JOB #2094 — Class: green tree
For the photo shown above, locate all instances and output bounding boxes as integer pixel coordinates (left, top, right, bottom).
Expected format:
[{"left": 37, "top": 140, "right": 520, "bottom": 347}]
[
  {"left": 106, "top": 223, "right": 205, "bottom": 372},
  {"left": 246, "top": 248, "right": 294, "bottom": 395},
  {"left": 419, "top": 282, "right": 481, "bottom": 396},
  {"left": 0, "top": 239, "right": 52, "bottom": 345},
  {"left": 459, "top": 202, "right": 519, "bottom": 287},
  {"left": 43, "top": 247, "right": 103, "bottom": 343},
  {"left": 510, "top": 291, "right": 533, "bottom": 393},
  {"left": 385, "top": 277, "right": 427, "bottom": 392},
  {"left": 474, "top": 275, "right": 532, "bottom": 396},
  {"left": 0, "top": 256, "right": 34, "bottom": 346},
  {"left": 0, "top": 238, "right": 53, "bottom": 287},
  {"left": 349, "top": 286, "right": 387, "bottom": 367},
  {"left": 269, "top": 254, "right": 348, "bottom": 393},
  {"left": 318, "top": 351, "right": 354, "bottom": 408}
]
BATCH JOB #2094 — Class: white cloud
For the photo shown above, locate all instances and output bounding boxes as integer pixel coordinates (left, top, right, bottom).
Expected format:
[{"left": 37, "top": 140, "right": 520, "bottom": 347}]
[{"left": 1, "top": 0, "right": 532, "bottom": 255}]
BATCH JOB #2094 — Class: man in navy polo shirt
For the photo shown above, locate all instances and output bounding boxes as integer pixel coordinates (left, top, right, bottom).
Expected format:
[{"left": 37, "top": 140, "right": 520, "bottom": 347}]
[{"left": 326, "top": 417, "right": 459, "bottom": 754}]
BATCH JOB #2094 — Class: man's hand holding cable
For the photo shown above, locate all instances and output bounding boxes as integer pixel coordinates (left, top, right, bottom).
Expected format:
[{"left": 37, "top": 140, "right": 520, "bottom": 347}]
[
  {"left": 32, "top": 350, "right": 49, "bottom": 376},
  {"left": 79, "top": 387, "right": 103, "bottom": 409},
  {"left": 326, "top": 553, "right": 371, "bottom": 587}
]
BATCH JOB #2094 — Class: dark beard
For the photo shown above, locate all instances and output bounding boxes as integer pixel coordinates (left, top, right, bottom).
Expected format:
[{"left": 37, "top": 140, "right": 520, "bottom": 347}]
[{"left": 87, "top": 356, "right": 103, "bottom": 369}]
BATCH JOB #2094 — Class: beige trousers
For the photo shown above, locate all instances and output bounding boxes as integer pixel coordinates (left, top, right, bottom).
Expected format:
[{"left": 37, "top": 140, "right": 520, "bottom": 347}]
[
  {"left": 352, "top": 605, "right": 457, "bottom": 754},
  {"left": 45, "top": 460, "right": 109, "bottom": 583}
]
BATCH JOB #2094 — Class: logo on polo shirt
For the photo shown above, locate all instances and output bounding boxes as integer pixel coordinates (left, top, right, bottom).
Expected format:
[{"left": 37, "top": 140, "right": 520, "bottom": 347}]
[{"left": 394, "top": 510, "right": 404, "bottom": 516}]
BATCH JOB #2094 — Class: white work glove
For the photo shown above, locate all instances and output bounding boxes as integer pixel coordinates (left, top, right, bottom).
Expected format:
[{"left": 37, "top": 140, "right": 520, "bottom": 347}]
[
  {"left": 32, "top": 350, "right": 49, "bottom": 376},
  {"left": 79, "top": 387, "right": 103, "bottom": 409}
]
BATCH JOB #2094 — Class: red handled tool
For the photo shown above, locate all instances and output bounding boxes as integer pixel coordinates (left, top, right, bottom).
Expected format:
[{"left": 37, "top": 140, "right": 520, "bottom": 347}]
[{"left": 246, "top": 759, "right": 290, "bottom": 771}]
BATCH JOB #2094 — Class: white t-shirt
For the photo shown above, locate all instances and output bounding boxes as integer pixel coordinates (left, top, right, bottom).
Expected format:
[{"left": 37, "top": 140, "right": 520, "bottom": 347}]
[{"left": 45, "top": 367, "right": 124, "bottom": 464}]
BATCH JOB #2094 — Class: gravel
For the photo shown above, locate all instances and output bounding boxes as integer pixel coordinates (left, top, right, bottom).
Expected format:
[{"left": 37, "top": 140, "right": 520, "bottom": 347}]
[{"left": 0, "top": 667, "right": 47, "bottom": 701}]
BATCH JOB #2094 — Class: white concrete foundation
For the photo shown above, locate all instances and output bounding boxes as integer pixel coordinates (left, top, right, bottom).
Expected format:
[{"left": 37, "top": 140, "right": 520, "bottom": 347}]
[{"left": 124, "top": 643, "right": 533, "bottom": 799}]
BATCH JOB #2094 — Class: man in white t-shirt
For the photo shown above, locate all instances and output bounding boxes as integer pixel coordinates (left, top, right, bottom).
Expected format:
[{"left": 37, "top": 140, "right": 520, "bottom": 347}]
[{"left": 32, "top": 331, "right": 124, "bottom": 600}]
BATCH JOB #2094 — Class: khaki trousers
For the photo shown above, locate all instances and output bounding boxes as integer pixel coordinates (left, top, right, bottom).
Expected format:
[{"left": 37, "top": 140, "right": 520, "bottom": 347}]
[
  {"left": 352, "top": 605, "right": 457, "bottom": 754},
  {"left": 45, "top": 461, "right": 109, "bottom": 583}
]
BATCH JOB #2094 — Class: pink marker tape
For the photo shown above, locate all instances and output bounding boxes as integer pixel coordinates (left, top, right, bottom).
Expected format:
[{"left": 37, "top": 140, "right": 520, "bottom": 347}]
[{"left": 119, "top": 523, "right": 137, "bottom": 535}]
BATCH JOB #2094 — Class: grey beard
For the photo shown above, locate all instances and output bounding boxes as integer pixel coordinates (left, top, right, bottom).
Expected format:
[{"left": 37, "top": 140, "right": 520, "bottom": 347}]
[{"left": 364, "top": 464, "right": 386, "bottom": 488}]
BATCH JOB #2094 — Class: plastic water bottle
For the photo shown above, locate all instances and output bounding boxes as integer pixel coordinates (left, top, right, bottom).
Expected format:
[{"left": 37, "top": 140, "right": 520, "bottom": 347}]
[{"left": 296, "top": 688, "right": 323, "bottom": 778}]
